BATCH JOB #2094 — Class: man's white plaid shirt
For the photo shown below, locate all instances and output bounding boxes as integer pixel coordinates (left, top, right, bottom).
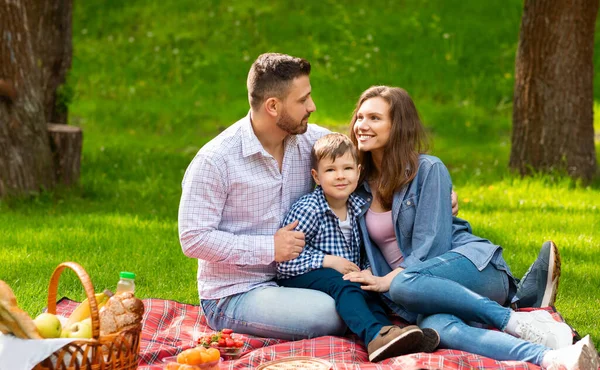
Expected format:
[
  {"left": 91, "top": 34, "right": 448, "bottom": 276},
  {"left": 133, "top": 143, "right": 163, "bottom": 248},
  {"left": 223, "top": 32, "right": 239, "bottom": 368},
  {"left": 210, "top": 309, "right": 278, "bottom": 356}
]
[
  {"left": 277, "top": 186, "right": 368, "bottom": 279},
  {"left": 178, "top": 113, "right": 330, "bottom": 300}
]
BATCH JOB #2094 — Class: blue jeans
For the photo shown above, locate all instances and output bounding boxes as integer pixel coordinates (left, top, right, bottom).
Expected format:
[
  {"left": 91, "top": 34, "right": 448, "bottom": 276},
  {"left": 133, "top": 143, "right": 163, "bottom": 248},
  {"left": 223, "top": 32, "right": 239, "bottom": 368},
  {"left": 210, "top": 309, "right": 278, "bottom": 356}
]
[
  {"left": 279, "top": 268, "right": 391, "bottom": 345},
  {"left": 201, "top": 285, "right": 346, "bottom": 340},
  {"left": 390, "top": 252, "right": 549, "bottom": 365}
]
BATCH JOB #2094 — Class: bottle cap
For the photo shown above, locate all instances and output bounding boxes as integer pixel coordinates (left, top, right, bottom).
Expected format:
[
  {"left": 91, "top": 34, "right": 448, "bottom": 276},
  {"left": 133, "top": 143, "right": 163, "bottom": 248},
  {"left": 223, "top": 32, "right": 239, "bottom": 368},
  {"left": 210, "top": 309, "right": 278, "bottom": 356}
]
[{"left": 119, "top": 271, "right": 136, "bottom": 279}]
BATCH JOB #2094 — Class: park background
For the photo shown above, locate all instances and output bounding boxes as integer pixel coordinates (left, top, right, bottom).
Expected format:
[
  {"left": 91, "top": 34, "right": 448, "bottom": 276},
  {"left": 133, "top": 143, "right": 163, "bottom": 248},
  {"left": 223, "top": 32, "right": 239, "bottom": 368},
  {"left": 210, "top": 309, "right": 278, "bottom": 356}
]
[{"left": 1, "top": 0, "right": 599, "bottom": 347}]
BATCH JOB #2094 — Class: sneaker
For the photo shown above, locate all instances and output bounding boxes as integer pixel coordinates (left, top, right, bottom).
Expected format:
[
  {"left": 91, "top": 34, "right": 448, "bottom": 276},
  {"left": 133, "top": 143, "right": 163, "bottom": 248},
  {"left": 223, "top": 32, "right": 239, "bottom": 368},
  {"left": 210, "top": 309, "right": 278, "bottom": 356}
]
[
  {"left": 516, "top": 241, "right": 561, "bottom": 308},
  {"left": 367, "top": 325, "right": 424, "bottom": 362},
  {"left": 412, "top": 328, "right": 440, "bottom": 353},
  {"left": 542, "top": 335, "right": 599, "bottom": 370},
  {"left": 512, "top": 310, "right": 573, "bottom": 349}
]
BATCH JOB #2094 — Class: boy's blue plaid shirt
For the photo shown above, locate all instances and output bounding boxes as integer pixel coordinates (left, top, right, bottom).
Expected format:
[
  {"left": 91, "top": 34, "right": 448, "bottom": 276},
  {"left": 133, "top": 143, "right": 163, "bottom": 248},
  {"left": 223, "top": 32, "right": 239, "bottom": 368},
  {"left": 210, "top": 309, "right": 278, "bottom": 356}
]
[{"left": 277, "top": 186, "right": 369, "bottom": 279}]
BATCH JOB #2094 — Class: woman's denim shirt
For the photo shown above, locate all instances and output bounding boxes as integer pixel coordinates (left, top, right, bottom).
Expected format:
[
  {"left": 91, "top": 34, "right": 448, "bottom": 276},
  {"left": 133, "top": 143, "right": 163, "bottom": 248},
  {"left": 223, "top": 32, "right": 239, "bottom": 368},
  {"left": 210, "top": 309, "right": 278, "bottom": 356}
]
[{"left": 355, "top": 154, "right": 516, "bottom": 323}]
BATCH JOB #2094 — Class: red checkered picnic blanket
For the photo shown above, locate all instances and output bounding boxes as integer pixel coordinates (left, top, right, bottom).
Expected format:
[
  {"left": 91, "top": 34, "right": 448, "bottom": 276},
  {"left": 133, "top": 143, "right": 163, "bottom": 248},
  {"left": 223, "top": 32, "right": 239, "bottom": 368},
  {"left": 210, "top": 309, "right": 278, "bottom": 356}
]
[{"left": 55, "top": 298, "right": 566, "bottom": 369}]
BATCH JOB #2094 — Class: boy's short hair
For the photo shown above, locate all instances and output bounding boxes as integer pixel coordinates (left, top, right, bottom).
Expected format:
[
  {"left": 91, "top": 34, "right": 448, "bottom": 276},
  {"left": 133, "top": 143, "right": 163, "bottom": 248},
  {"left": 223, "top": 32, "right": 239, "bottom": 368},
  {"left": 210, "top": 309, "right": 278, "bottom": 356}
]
[
  {"left": 247, "top": 53, "right": 311, "bottom": 111},
  {"left": 311, "top": 133, "right": 359, "bottom": 170}
]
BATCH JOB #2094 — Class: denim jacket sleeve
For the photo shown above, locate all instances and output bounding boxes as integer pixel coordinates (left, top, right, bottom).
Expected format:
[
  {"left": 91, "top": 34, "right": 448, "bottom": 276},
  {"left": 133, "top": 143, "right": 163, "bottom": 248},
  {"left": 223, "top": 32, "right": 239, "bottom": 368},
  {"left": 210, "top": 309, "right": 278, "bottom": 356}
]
[{"left": 402, "top": 161, "right": 454, "bottom": 266}]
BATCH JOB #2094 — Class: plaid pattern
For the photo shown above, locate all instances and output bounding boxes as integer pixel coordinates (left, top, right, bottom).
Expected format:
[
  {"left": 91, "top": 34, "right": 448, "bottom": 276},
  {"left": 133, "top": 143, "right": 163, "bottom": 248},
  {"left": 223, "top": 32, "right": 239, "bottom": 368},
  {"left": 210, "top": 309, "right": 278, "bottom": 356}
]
[
  {"left": 53, "top": 298, "right": 582, "bottom": 370},
  {"left": 178, "top": 113, "right": 330, "bottom": 300},
  {"left": 277, "top": 187, "right": 368, "bottom": 279}
]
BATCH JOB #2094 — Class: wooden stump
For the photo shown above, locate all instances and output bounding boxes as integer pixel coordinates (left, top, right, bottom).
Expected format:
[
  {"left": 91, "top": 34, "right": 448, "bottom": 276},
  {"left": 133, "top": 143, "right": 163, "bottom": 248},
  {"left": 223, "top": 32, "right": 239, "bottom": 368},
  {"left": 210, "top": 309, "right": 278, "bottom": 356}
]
[{"left": 47, "top": 124, "right": 83, "bottom": 186}]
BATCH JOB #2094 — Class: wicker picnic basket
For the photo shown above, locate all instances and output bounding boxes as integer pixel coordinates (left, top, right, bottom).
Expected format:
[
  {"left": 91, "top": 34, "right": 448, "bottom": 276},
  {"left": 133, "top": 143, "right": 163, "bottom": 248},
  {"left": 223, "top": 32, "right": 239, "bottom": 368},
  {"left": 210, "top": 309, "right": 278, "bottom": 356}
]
[{"left": 33, "top": 262, "right": 142, "bottom": 370}]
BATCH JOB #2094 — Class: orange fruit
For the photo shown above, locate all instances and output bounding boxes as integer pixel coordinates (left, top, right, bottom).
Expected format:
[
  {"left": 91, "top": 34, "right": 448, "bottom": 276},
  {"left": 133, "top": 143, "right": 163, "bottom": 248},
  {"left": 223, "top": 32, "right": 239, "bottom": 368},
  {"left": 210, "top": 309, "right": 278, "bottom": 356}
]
[
  {"left": 165, "top": 363, "right": 181, "bottom": 370},
  {"left": 179, "top": 366, "right": 201, "bottom": 370},
  {"left": 199, "top": 350, "right": 214, "bottom": 364},
  {"left": 177, "top": 348, "right": 203, "bottom": 365},
  {"left": 205, "top": 348, "right": 221, "bottom": 362},
  {"left": 184, "top": 348, "right": 204, "bottom": 365}
]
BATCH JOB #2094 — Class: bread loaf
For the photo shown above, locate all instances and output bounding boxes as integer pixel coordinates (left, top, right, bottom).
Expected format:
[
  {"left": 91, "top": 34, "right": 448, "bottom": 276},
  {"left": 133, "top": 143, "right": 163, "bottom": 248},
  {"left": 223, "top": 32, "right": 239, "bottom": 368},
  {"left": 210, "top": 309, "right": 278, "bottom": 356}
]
[
  {"left": 0, "top": 280, "right": 42, "bottom": 339},
  {"left": 99, "top": 292, "right": 144, "bottom": 336}
]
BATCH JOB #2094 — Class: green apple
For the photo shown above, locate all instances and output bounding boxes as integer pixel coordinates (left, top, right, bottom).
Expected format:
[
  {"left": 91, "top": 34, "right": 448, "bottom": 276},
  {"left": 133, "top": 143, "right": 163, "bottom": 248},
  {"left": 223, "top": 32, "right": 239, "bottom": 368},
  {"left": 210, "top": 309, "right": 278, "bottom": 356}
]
[
  {"left": 65, "top": 321, "right": 93, "bottom": 339},
  {"left": 33, "top": 313, "right": 62, "bottom": 338}
]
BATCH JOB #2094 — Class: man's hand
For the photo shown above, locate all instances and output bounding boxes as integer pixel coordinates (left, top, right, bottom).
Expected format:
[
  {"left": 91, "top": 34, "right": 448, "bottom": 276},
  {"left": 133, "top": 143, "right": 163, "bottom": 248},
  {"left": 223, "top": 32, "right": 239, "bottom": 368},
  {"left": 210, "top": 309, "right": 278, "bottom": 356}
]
[
  {"left": 343, "top": 269, "right": 393, "bottom": 293},
  {"left": 451, "top": 189, "right": 459, "bottom": 216},
  {"left": 274, "top": 220, "right": 305, "bottom": 262},
  {"left": 323, "top": 255, "right": 360, "bottom": 275}
]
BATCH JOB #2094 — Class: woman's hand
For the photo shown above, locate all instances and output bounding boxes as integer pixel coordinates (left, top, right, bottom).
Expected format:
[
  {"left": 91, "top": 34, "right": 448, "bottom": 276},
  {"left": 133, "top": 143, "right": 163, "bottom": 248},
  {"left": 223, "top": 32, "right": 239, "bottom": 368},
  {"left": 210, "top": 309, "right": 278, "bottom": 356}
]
[
  {"left": 451, "top": 190, "right": 459, "bottom": 216},
  {"left": 343, "top": 269, "right": 391, "bottom": 292},
  {"left": 323, "top": 255, "right": 360, "bottom": 275}
]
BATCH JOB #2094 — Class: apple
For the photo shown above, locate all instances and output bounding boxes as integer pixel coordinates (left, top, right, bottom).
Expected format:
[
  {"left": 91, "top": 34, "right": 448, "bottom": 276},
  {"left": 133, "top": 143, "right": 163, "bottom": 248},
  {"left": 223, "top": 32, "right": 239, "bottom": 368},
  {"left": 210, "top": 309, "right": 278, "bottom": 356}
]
[
  {"left": 33, "top": 313, "right": 62, "bottom": 338},
  {"left": 65, "top": 321, "right": 93, "bottom": 339}
]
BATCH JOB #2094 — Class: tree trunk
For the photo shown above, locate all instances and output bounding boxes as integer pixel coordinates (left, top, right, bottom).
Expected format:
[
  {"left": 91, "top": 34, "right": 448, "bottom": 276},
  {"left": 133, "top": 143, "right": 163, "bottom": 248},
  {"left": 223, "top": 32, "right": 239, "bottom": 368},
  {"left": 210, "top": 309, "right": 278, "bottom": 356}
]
[
  {"left": 32, "top": 1, "right": 73, "bottom": 124},
  {"left": 510, "top": 0, "right": 599, "bottom": 181},
  {"left": 48, "top": 124, "right": 82, "bottom": 186},
  {"left": 0, "top": 0, "right": 70, "bottom": 196}
]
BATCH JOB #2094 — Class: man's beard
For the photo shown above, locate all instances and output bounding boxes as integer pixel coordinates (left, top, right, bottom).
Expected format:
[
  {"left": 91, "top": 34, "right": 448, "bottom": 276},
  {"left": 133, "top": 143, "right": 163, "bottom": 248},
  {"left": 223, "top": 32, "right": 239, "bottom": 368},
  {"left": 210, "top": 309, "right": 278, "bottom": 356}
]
[{"left": 277, "top": 109, "right": 309, "bottom": 135}]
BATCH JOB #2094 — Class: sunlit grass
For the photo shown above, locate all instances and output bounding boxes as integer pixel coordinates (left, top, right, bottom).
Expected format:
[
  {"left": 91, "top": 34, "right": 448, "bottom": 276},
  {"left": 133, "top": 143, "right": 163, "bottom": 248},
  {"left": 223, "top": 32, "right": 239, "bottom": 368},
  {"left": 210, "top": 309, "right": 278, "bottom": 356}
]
[{"left": 1, "top": 0, "right": 599, "bottom": 349}]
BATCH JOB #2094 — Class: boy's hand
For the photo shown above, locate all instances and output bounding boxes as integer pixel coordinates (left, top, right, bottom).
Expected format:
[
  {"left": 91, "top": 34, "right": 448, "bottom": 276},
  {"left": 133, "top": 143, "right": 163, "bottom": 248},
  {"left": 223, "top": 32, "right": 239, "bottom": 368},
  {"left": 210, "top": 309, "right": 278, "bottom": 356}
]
[
  {"left": 323, "top": 255, "right": 360, "bottom": 275},
  {"left": 274, "top": 220, "right": 305, "bottom": 262}
]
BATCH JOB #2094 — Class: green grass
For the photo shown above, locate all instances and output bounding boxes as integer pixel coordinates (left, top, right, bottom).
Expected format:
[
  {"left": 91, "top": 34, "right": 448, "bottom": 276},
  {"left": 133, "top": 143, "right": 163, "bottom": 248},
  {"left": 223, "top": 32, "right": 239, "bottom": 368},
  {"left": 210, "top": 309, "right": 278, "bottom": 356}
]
[{"left": 1, "top": 0, "right": 599, "bottom": 348}]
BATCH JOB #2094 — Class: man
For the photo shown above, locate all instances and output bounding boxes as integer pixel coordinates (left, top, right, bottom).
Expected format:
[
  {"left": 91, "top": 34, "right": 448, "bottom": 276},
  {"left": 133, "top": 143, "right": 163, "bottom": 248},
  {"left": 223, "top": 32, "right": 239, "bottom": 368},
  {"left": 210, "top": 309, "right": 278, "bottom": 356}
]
[{"left": 178, "top": 53, "right": 556, "bottom": 340}]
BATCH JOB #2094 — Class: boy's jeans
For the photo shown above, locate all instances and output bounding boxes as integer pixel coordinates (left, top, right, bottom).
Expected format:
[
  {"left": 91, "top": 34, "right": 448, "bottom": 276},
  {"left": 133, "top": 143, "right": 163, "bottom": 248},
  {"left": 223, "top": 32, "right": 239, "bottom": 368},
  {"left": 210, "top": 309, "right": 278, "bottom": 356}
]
[
  {"left": 391, "top": 252, "right": 549, "bottom": 365},
  {"left": 201, "top": 285, "right": 346, "bottom": 340}
]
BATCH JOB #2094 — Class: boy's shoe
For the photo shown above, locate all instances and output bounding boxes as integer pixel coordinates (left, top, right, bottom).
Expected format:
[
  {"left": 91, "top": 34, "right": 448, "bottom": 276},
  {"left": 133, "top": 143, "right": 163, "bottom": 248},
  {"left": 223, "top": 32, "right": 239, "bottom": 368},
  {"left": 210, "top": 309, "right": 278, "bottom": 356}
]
[
  {"left": 512, "top": 310, "right": 573, "bottom": 349},
  {"left": 412, "top": 328, "right": 440, "bottom": 353},
  {"left": 542, "top": 335, "right": 599, "bottom": 370},
  {"left": 367, "top": 325, "right": 423, "bottom": 362},
  {"left": 516, "top": 241, "right": 561, "bottom": 308}
]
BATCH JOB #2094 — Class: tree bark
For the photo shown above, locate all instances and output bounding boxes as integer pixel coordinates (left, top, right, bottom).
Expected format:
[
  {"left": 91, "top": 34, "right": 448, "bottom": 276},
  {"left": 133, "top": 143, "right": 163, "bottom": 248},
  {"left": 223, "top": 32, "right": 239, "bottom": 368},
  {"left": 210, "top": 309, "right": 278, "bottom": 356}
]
[
  {"left": 48, "top": 124, "right": 82, "bottom": 186},
  {"left": 31, "top": 1, "right": 73, "bottom": 124},
  {"left": 510, "top": 0, "right": 599, "bottom": 181},
  {"left": 0, "top": 0, "right": 68, "bottom": 196}
]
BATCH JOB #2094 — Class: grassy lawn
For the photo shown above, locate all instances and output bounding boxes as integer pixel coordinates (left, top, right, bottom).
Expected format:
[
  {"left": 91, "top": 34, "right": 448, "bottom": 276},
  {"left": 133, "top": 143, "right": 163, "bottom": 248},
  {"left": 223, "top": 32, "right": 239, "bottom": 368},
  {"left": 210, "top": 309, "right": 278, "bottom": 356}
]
[{"left": 1, "top": 0, "right": 599, "bottom": 347}]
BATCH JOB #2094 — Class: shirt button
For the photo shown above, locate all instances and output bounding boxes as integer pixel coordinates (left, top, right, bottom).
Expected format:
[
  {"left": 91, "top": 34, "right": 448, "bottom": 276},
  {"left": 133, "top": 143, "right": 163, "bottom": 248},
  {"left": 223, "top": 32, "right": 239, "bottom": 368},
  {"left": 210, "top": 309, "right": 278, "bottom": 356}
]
[
  {"left": 367, "top": 198, "right": 371, "bottom": 201},
  {"left": 407, "top": 201, "right": 412, "bottom": 205}
]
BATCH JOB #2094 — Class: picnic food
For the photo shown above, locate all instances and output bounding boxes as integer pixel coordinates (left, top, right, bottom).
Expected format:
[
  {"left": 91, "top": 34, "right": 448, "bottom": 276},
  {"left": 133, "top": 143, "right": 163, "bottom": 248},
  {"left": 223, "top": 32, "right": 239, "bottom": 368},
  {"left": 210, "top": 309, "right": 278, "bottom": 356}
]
[
  {"left": 163, "top": 347, "right": 221, "bottom": 369},
  {"left": 197, "top": 328, "right": 244, "bottom": 358},
  {"left": 63, "top": 318, "right": 93, "bottom": 338},
  {"left": 65, "top": 289, "right": 112, "bottom": 328},
  {"left": 33, "top": 313, "right": 62, "bottom": 338},
  {"left": 99, "top": 291, "right": 144, "bottom": 336},
  {"left": 0, "top": 280, "right": 43, "bottom": 339}
]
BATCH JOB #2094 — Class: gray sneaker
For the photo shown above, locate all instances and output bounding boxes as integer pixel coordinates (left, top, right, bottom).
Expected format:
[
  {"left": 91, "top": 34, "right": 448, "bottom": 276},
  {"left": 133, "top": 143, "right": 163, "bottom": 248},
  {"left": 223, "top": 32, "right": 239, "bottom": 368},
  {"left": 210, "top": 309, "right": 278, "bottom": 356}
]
[{"left": 516, "top": 241, "right": 561, "bottom": 308}]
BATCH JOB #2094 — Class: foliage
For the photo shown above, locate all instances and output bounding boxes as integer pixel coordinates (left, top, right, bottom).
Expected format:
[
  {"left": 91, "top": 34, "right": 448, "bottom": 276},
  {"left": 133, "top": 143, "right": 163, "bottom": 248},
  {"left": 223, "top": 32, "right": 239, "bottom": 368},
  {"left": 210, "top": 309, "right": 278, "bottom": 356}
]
[{"left": 1, "top": 0, "right": 599, "bottom": 346}]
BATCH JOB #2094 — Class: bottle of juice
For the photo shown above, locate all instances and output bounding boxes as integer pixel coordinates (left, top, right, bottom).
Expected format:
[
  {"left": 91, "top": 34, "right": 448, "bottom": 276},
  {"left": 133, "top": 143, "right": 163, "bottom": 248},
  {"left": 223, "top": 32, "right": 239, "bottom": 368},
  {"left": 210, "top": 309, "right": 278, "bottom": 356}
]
[{"left": 116, "top": 271, "right": 136, "bottom": 294}]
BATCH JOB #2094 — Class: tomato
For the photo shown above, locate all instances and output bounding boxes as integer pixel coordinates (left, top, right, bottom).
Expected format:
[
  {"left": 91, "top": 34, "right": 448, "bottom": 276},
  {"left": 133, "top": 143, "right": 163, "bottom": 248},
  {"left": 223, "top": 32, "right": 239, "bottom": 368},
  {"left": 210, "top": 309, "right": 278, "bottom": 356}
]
[
  {"left": 233, "top": 340, "right": 244, "bottom": 348},
  {"left": 222, "top": 328, "right": 233, "bottom": 335},
  {"left": 221, "top": 333, "right": 231, "bottom": 339},
  {"left": 225, "top": 338, "right": 235, "bottom": 347},
  {"left": 218, "top": 338, "right": 226, "bottom": 346}
]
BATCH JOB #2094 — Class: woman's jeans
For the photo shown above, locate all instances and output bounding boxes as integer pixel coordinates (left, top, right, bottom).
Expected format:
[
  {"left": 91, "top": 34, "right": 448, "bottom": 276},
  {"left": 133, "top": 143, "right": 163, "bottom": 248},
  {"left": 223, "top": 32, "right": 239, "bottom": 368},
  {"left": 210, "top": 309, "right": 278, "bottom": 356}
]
[
  {"left": 201, "top": 284, "right": 346, "bottom": 341},
  {"left": 390, "top": 252, "right": 549, "bottom": 365}
]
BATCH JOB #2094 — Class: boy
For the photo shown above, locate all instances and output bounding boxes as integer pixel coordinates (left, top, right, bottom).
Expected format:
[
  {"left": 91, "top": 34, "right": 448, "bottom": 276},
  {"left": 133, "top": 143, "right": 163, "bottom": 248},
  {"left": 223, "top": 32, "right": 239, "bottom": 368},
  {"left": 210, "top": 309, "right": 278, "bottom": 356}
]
[{"left": 277, "top": 133, "right": 438, "bottom": 362}]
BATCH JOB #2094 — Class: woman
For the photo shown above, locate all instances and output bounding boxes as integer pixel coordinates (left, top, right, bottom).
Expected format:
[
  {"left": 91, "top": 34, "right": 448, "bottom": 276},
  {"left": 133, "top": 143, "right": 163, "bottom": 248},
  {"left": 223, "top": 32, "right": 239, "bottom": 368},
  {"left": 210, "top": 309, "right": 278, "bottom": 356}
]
[{"left": 343, "top": 86, "right": 598, "bottom": 370}]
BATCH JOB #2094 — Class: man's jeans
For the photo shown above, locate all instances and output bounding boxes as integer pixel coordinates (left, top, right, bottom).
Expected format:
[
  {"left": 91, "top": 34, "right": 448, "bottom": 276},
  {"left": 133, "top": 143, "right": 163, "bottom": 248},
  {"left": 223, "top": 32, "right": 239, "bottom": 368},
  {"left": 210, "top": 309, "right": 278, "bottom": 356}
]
[
  {"left": 390, "top": 252, "right": 549, "bottom": 365},
  {"left": 201, "top": 285, "right": 346, "bottom": 341}
]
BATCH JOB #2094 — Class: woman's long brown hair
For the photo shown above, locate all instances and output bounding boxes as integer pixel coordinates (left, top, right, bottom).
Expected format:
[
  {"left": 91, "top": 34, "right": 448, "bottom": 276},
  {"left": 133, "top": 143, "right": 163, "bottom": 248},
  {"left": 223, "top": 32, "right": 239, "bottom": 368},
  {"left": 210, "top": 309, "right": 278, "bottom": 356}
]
[{"left": 349, "top": 86, "right": 429, "bottom": 210}]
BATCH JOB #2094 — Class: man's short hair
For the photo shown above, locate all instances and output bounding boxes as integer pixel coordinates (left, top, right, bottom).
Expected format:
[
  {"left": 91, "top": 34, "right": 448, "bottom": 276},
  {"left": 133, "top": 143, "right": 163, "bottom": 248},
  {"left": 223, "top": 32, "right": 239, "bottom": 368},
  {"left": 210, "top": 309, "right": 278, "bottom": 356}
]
[
  {"left": 247, "top": 53, "right": 311, "bottom": 110},
  {"left": 311, "top": 133, "right": 359, "bottom": 170}
]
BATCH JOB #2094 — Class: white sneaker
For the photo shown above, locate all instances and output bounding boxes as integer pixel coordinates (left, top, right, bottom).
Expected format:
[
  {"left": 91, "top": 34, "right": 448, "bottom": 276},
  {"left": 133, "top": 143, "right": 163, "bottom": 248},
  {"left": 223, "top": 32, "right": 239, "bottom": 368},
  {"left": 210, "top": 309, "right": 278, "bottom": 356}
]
[
  {"left": 513, "top": 310, "right": 573, "bottom": 349},
  {"left": 542, "top": 335, "right": 599, "bottom": 370}
]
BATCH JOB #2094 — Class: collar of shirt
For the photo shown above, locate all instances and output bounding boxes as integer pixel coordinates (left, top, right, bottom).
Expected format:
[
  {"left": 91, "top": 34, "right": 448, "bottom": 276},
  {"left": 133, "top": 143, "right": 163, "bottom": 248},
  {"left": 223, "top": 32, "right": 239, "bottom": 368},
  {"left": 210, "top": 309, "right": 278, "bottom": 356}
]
[
  {"left": 241, "top": 111, "right": 299, "bottom": 158},
  {"left": 313, "top": 186, "right": 366, "bottom": 219}
]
